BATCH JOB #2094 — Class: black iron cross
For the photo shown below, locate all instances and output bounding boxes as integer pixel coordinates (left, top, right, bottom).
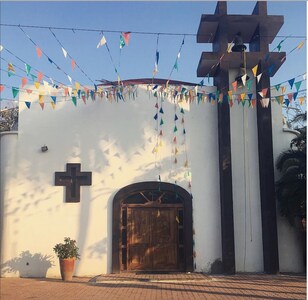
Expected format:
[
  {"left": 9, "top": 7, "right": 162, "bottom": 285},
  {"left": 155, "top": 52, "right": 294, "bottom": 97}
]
[{"left": 55, "top": 163, "right": 92, "bottom": 203}]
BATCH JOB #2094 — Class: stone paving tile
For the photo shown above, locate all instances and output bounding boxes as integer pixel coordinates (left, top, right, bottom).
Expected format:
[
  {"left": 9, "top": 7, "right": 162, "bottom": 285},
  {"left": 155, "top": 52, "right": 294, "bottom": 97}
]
[{"left": 1, "top": 274, "right": 306, "bottom": 300}]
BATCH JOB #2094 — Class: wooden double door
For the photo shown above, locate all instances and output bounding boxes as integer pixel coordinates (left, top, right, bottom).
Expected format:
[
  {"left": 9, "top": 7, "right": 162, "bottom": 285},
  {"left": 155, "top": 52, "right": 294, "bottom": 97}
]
[{"left": 125, "top": 206, "right": 182, "bottom": 271}]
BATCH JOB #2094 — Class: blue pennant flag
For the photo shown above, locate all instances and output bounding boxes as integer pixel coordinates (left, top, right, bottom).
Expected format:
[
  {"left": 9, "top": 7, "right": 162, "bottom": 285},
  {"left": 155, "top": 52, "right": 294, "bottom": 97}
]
[
  {"left": 50, "top": 96, "right": 57, "bottom": 104},
  {"left": 288, "top": 78, "right": 295, "bottom": 89},
  {"left": 25, "top": 101, "right": 31, "bottom": 109},
  {"left": 48, "top": 57, "right": 53, "bottom": 64}
]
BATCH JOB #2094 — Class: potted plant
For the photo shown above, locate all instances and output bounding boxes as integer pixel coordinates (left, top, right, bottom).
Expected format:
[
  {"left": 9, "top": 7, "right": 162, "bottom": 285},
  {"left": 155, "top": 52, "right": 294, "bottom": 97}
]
[{"left": 53, "top": 237, "right": 80, "bottom": 281}]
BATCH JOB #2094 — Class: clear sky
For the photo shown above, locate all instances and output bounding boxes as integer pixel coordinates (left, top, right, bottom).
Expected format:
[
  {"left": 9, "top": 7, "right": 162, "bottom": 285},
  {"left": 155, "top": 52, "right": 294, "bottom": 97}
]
[{"left": 0, "top": 1, "right": 306, "bottom": 108}]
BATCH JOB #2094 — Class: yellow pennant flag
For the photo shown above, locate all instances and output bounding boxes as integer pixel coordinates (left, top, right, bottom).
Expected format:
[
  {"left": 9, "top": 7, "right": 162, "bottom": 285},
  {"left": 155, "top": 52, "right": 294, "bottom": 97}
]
[
  {"left": 227, "top": 43, "right": 233, "bottom": 53},
  {"left": 39, "top": 94, "right": 44, "bottom": 103},
  {"left": 75, "top": 82, "right": 80, "bottom": 90},
  {"left": 299, "top": 97, "right": 305, "bottom": 105},
  {"left": 252, "top": 64, "right": 258, "bottom": 77},
  {"left": 34, "top": 81, "right": 40, "bottom": 90},
  {"left": 51, "top": 102, "right": 56, "bottom": 109},
  {"left": 240, "top": 93, "right": 246, "bottom": 101},
  {"left": 281, "top": 86, "right": 286, "bottom": 94}
]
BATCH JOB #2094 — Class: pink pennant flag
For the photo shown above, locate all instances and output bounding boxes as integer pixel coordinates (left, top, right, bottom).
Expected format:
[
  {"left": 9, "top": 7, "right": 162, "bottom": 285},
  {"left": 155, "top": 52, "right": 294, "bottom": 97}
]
[
  {"left": 21, "top": 77, "right": 28, "bottom": 88},
  {"left": 64, "top": 87, "right": 69, "bottom": 97},
  {"left": 36, "top": 46, "right": 42, "bottom": 58},
  {"left": 232, "top": 81, "right": 237, "bottom": 92},
  {"left": 71, "top": 59, "right": 76, "bottom": 71},
  {"left": 82, "top": 95, "right": 86, "bottom": 104},
  {"left": 38, "top": 71, "right": 43, "bottom": 82},
  {"left": 122, "top": 32, "right": 131, "bottom": 45},
  {"left": 26, "top": 89, "right": 32, "bottom": 94},
  {"left": 39, "top": 102, "right": 44, "bottom": 110},
  {"left": 287, "top": 93, "right": 293, "bottom": 103},
  {"left": 0, "top": 85, "right": 4, "bottom": 92}
]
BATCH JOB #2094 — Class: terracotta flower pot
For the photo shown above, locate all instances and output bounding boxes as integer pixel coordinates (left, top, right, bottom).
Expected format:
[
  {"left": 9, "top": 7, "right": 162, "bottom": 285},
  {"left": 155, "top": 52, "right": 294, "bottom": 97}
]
[{"left": 59, "top": 258, "right": 76, "bottom": 281}]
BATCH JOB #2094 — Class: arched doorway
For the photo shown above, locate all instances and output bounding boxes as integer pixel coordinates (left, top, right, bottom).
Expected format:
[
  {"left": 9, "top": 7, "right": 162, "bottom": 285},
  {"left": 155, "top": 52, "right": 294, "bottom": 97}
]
[{"left": 112, "top": 181, "right": 193, "bottom": 273}]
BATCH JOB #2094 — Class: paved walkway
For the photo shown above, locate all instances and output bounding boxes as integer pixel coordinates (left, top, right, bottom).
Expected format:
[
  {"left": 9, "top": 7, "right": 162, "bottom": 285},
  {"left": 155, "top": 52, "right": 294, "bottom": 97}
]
[{"left": 1, "top": 273, "right": 306, "bottom": 299}]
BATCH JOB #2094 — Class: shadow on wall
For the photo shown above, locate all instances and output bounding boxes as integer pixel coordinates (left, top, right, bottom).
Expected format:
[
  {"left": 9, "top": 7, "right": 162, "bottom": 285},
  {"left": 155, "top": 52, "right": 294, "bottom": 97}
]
[{"left": 1, "top": 250, "right": 54, "bottom": 277}]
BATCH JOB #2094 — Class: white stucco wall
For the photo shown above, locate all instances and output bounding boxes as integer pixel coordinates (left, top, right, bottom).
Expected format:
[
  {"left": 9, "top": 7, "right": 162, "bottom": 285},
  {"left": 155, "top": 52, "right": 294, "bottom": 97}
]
[{"left": 0, "top": 82, "right": 304, "bottom": 277}]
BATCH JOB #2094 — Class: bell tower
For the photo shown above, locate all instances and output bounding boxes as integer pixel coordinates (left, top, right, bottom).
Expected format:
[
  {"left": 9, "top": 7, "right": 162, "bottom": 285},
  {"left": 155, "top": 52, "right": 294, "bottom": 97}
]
[{"left": 197, "top": 1, "right": 286, "bottom": 274}]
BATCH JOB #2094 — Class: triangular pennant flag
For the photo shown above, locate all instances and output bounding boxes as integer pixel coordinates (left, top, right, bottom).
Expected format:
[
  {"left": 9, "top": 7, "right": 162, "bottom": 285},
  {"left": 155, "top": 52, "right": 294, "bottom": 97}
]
[
  {"left": 183, "top": 128, "right": 186, "bottom": 134},
  {"left": 97, "top": 36, "right": 107, "bottom": 48},
  {"left": 180, "top": 108, "right": 184, "bottom": 114},
  {"left": 37, "top": 71, "right": 43, "bottom": 82},
  {"left": 232, "top": 81, "right": 237, "bottom": 92},
  {"left": 262, "top": 88, "right": 268, "bottom": 97},
  {"left": 26, "top": 89, "right": 32, "bottom": 94},
  {"left": 252, "top": 64, "right": 258, "bottom": 77},
  {"left": 154, "top": 102, "right": 159, "bottom": 108},
  {"left": 64, "top": 87, "right": 69, "bottom": 97},
  {"left": 160, "top": 118, "right": 164, "bottom": 126},
  {"left": 173, "top": 136, "right": 177, "bottom": 144},
  {"left": 297, "top": 41, "right": 305, "bottom": 50},
  {"left": 82, "top": 94, "right": 86, "bottom": 104},
  {"left": 48, "top": 57, "right": 53, "bottom": 64},
  {"left": 8, "top": 71, "right": 14, "bottom": 77},
  {"left": 262, "top": 98, "right": 270, "bottom": 108},
  {"left": 159, "top": 130, "right": 163, "bottom": 136},
  {"left": 299, "top": 97, "right": 305, "bottom": 105},
  {"left": 275, "top": 84, "right": 281, "bottom": 91},
  {"left": 121, "top": 32, "right": 131, "bottom": 45},
  {"left": 251, "top": 99, "right": 256, "bottom": 108},
  {"left": 0, "top": 85, "right": 4, "bottom": 92},
  {"left": 62, "top": 47, "right": 67, "bottom": 58},
  {"left": 281, "top": 86, "right": 286, "bottom": 94},
  {"left": 294, "top": 81, "right": 302, "bottom": 92},
  {"left": 247, "top": 93, "right": 253, "bottom": 101},
  {"left": 0, "top": 45, "right": 3, "bottom": 51},
  {"left": 119, "top": 35, "right": 126, "bottom": 49},
  {"left": 51, "top": 102, "right": 56, "bottom": 110},
  {"left": 8, "top": 63, "right": 15, "bottom": 73},
  {"left": 257, "top": 73, "right": 262, "bottom": 83},
  {"left": 284, "top": 98, "right": 290, "bottom": 107},
  {"left": 34, "top": 81, "right": 40, "bottom": 90},
  {"left": 67, "top": 75, "right": 72, "bottom": 84},
  {"left": 241, "top": 74, "right": 247, "bottom": 86},
  {"left": 154, "top": 113, "right": 158, "bottom": 120},
  {"left": 71, "top": 59, "right": 76, "bottom": 70},
  {"left": 228, "top": 90, "right": 233, "bottom": 99},
  {"left": 72, "top": 96, "right": 77, "bottom": 106},
  {"left": 50, "top": 96, "right": 57, "bottom": 104},
  {"left": 39, "top": 102, "right": 44, "bottom": 110},
  {"left": 39, "top": 94, "right": 44, "bottom": 103},
  {"left": 287, "top": 93, "right": 293, "bottom": 103},
  {"left": 75, "top": 82, "right": 80, "bottom": 90},
  {"left": 258, "top": 91, "right": 264, "bottom": 98},
  {"left": 288, "top": 78, "right": 295, "bottom": 89},
  {"left": 36, "top": 46, "right": 42, "bottom": 58},
  {"left": 159, "top": 107, "right": 164, "bottom": 114},
  {"left": 174, "top": 157, "right": 178, "bottom": 164},
  {"left": 30, "top": 74, "right": 37, "bottom": 81},
  {"left": 174, "top": 126, "right": 178, "bottom": 132},
  {"left": 25, "top": 64, "right": 31, "bottom": 75},
  {"left": 227, "top": 43, "right": 233, "bottom": 53},
  {"left": 174, "top": 60, "right": 178, "bottom": 71},
  {"left": 240, "top": 93, "right": 246, "bottom": 101},
  {"left": 12, "top": 87, "right": 19, "bottom": 98},
  {"left": 25, "top": 101, "right": 31, "bottom": 109},
  {"left": 21, "top": 77, "right": 28, "bottom": 88},
  {"left": 293, "top": 92, "right": 298, "bottom": 101},
  {"left": 174, "top": 114, "right": 178, "bottom": 121},
  {"left": 184, "top": 160, "right": 188, "bottom": 168}
]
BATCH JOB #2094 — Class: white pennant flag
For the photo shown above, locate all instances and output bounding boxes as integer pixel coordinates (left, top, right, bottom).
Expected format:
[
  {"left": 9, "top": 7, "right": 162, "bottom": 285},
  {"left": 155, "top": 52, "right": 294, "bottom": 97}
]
[
  {"left": 49, "top": 77, "right": 54, "bottom": 85},
  {"left": 177, "top": 52, "right": 181, "bottom": 59},
  {"left": 68, "top": 87, "right": 73, "bottom": 96},
  {"left": 43, "top": 80, "right": 51, "bottom": 94},
  {"left": 67, "top": 75, "right": 72, "bottom": 84},
  {"left": 241, "top": 74, "right": 247, "bottom": 86},
  {"left": 257, "top": 73, "right": 262, "bottom": 83},
  {"left": 97, "top": 36, "right": 107, "bottom": 48},
  {"left": 258, "top": 91, "right": 264, "bottom": 98},
  {"left": 261, "top": 98, "right": 270, "bottom": 108},
  {"left": 0, "top": 45, "right": 3, "bottom": 52},
  {"left": 62, "top": 47, "right": 67, "bottom": 58}
]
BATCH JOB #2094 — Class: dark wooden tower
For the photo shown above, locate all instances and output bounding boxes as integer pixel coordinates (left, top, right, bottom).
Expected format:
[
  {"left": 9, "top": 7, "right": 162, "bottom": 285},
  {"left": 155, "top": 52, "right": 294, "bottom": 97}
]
[{"left": 197, "top": 1, "right": 286, "bottom": 274}]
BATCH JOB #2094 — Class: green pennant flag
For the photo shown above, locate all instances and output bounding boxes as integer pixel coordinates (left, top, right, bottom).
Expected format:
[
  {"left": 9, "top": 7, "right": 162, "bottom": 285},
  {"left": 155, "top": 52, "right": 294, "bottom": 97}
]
[
  {"left": 294, "top": 81, "right": 302, "bottom": 92},
  {"left": 8, "top": 71, "right": 14, "bottom": 77},
  {"left": 180, "top": 108, "right": 185, "bottom": 114},
  {"left": 174, "top": 61, "right": 178, "bottom": 71},
  {"left": 25, "top": 64, "right": 31, "bottom": 75},
  {"left": 275, "top": 84, "right": 281, "bottom": 91},
  {"left": 174, "top": 125, "right": 178, "bottom": 133},
  {"left": 12, "top": 87, "right": 19, "bottom": 98},
  {"left": 246, "top": 79, "right": 252, "bottom": 91},
  {"left": 160, "top": 118, "right": 164, "bottom": 126},
  {"left": 72, "top": 96, "right": 77, "bottom": 106},
  {"left": 119, "top": 35, "right": 125, "bottom": 49},
  {"left": 31, "top": 74, "right": 37, "bottom": 81}
]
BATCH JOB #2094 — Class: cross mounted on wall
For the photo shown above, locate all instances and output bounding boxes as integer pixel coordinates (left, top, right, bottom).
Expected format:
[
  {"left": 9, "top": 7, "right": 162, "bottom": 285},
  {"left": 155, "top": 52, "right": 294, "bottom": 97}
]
[{"left": 55, "top": 163, "right": 92, "bottom": 203}]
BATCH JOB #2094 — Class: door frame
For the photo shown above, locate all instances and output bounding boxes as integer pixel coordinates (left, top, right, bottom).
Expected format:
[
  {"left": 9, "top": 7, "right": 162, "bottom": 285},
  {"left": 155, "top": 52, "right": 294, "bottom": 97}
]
[{"left": 112, "top": 181, "right": 193, "bottom": 273}]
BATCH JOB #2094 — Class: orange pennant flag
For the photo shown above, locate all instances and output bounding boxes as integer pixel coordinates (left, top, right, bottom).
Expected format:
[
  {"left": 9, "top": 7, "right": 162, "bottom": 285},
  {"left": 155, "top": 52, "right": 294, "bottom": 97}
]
[
  {"left": 251, "top": 99, "right": 256, "bottom": 108},
  {"left": 0, "top": 85, "right": 4, "bottom": 92},
  {"left": 36, "top": 46, "right": 42, "bottom": 58},
  {"left": 232, "top": 81, "right": 237, "bottom": 92},
  {"left": 71, "top": 59, "right": 76, "bottom": 70},
  {"left": 26, "top": 89, "right": 32, "bottom": 94},
  {"left": 281, "top": 86, "right": 286, "bottom": 94},
  {"left": 39, "top": 102, "right": 44, "bottom": 110},
  {"left": 51, "top": 102, "right": 56, "bottom": 110},
  {"left": 21, "top": 77, "right": 28, "bottom": 88},
  {"left": 37, "top": 71, "right": 43, "bottom": 82},
  {"left": 39, "top": 94, "right": 44, "bottom": 103},
  {"left": 299, "top": 97, "right": 305, "bottom": 105},
  {"left": 64, "top": 88, "right": 69, "bottom": 97},
  {"left": 262, "top": 88, "right": 268, "bottom": 97},
  {"left": 297, "top": 41, "right": 305, "bottom": 50}
]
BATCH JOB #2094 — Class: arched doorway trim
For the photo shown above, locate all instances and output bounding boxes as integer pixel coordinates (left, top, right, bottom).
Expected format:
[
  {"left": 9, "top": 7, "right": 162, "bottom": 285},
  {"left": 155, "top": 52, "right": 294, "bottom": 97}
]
[{"left": 112, "top": 181, "right": 193, "bottom": 273}]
